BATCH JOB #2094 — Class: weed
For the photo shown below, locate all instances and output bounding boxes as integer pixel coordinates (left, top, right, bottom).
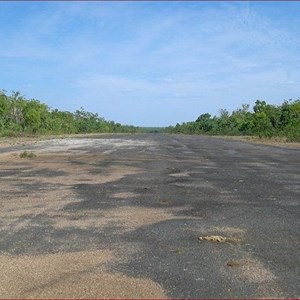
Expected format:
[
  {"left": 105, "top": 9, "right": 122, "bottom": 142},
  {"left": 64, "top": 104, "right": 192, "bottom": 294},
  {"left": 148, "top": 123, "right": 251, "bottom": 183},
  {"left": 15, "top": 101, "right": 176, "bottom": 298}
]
[{"left": 19, "top": 151, "right": 36, "bottom": 159}]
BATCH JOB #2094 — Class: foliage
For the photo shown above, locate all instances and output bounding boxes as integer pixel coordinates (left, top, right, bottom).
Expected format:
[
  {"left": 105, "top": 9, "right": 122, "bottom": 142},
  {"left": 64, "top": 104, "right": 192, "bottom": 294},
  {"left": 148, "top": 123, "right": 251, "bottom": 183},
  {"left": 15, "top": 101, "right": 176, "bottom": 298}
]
[
  {"left": 1, "top": 89, "right": 299, "bottom": 141},
  {"left": 0, "top": 90, "right": 138, "bottom": 136},
  {"left": 138, "top": 127, "right": 165, "bottom": 133},
  {"left": 165, "top": 99, "right": 300, "bottom": 142}
]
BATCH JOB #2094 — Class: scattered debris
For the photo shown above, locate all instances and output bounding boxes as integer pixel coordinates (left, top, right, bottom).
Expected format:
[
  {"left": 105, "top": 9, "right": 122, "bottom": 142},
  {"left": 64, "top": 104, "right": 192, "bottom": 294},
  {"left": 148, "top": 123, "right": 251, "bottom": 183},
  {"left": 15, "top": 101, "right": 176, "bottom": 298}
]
[
  {"left": 19, "top": 151, "right": 36, "bottom": 159},
  {"left": 199, "top": 235, "right": 226, "bottom": 242},
  {"left": 159, "top": 200, "right": 170, "bottom": 205},
  {"left": 227, "top": 260, "right": 247, "bottom": 267},
  {"left": 198, "top": 235, "right": 242, "bottom": 243}
]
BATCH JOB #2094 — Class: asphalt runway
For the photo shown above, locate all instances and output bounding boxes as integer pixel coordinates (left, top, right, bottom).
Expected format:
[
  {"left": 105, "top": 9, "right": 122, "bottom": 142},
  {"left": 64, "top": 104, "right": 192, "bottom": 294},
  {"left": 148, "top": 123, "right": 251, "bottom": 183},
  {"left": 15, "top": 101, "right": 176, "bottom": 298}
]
[{"left": 0, "top": 134, "right": 299, "bottom": 298}]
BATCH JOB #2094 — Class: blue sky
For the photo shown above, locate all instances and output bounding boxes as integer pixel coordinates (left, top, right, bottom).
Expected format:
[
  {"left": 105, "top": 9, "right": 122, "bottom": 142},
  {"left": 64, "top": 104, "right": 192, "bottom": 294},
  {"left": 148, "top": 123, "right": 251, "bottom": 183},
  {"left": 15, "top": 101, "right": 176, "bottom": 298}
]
[{"left": 0, "top": 1, "right": 299, "bottom": 127}]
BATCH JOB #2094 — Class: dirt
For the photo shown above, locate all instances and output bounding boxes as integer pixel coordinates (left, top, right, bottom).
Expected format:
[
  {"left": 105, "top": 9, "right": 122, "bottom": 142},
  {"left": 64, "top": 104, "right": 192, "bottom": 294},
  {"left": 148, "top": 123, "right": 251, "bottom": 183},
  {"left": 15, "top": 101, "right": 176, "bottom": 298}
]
[
  {"left": 0, "top": 134, "right": 299, "bottom": 298},
  {"left": 0, "top": 136, "right": 182, "bottom": 298},
  {"left": 0, "top": 250, "right": 165, "bottom": 298}
]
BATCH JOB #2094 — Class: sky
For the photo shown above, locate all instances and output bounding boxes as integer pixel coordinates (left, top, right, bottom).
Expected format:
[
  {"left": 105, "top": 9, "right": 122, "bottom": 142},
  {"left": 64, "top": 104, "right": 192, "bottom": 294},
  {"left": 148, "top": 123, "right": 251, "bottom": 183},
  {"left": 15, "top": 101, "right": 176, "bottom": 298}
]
[{"left": 0, "top": 1, "right": 299, "bottom": 127}]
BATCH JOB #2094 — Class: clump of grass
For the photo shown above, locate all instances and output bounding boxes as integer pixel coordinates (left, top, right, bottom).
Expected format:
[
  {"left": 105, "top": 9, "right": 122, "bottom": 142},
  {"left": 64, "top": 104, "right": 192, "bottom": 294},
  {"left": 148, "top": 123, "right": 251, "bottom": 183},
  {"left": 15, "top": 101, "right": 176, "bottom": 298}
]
[{"left": 19, "top": 151, "right": 36, "bottom": 159}]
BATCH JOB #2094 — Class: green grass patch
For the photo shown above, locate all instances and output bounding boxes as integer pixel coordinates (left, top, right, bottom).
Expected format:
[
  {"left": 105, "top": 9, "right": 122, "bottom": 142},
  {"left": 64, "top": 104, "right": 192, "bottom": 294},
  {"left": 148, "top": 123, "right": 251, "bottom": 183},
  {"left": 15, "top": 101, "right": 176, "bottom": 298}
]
[{"left": 19, "top": 151, "right": 36, "bottom": 159}]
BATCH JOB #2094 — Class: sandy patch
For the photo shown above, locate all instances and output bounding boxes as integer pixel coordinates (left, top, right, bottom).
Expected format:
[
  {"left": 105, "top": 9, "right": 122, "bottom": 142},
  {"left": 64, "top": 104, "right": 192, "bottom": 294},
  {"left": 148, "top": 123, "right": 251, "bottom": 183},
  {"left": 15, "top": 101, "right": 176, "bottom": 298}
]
[
  {"left": 212, "top": 227, "right": 282, "bottom": 297},
  {"left": 41, "top": 164, "right": 141, "bottom": 186},
  {"left": 236, "top": 258, "right": 276, "bottom": 283},
  {"left": 51, "top": 206, "right": 192, "bottom": 231},
  {"left": 17, "top": 138, "right": 156, "bottom": 154},
  {"left": 204, "top": 229, "right": 277, "bottom": 285},
  {"left": 172, "top": 182, "right": 214, "bottom": 189},
  {"left": 224, "top": 256, "right": 281, "bottom": 296},
  {"left": 208, "top": 226, "right": 245, "bottom": 235},
  {"left": 111, "top": 192, "right": 140, "bottom": 199},
  {"left": 0, "top": 148, "right": 191, "bottom": 234},
  {"left": 104, "top": 206, "right": 187, "bottom": 230},
  {"left": 0, "top": 189, "right": 75, "bottom": 230},
  {"left": 0, "top": 150, "right": 141, "bottom": 227},
  {"left": 0, "top": 250, "right": 166, "bottom": 298},
  {"left": 0, "top": 137, "right": 166, "bottom": 300},
  {"left": 0, "top": 152, "right": 23, "bottom": 162},
  {"left": 169, "top": 172, "right": 190, "bottom": 178},
  {"left": 8, "top": 152, "right": 143, "bottom": 186}
]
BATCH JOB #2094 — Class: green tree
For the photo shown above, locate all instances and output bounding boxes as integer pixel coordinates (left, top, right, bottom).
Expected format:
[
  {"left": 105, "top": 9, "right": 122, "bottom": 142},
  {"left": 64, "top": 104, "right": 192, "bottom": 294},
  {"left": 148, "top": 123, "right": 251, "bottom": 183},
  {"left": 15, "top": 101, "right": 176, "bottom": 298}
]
[
  {"left": 24, "top": 108, "right": 41, "bottom": 133},
  {"left": 195, "top": 113, "right": 213, "bottom": 132},
  {"left": 253, "top": 100, "right": 274, "bottom": 137}
]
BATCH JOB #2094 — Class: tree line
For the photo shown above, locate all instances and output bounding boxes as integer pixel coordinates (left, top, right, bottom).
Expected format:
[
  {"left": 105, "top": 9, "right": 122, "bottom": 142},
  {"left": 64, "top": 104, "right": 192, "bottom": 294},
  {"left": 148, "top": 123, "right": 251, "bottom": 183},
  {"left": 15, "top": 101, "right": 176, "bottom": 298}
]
[
  {"left": 165, "top": 99, "right": 300, "bottom": 142},
  {"left": 1, "top": 90, "right": 299, "bottom": 141},
  {"left": 0, "top": 90, "right": 138, "bottom": 136}
]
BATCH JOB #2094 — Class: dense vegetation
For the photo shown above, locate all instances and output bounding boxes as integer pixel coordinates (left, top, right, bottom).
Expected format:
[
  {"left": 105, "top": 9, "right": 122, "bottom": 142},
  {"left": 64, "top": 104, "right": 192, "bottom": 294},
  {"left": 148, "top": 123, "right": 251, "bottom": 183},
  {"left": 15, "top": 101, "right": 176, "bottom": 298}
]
[
  {"left": 165, "top": 99, "right": 300, "bottom": 142},
  {"left": 1, "top": 90, "right": 299, "bottom": 141},
  {"left": 0, "top": 90, "right": 138, "bottom": 136},
  {"left": 138, "top": 127, "right": 165, "bottom": 133}
]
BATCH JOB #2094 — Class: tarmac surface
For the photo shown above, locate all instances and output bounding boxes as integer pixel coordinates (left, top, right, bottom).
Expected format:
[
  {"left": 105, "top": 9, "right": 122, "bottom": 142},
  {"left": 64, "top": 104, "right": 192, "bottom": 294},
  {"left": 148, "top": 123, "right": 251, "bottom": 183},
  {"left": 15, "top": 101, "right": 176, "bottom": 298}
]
[{"left": 0, "top": 133, "right": 299, "bottom": 298}]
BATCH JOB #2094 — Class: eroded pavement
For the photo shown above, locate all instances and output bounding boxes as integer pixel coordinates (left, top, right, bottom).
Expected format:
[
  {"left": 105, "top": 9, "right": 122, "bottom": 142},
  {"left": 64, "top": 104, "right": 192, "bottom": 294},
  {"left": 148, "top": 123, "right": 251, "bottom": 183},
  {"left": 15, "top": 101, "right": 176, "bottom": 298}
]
[{"left": 0, "top": 134, "right": 299, "bottom": 298}]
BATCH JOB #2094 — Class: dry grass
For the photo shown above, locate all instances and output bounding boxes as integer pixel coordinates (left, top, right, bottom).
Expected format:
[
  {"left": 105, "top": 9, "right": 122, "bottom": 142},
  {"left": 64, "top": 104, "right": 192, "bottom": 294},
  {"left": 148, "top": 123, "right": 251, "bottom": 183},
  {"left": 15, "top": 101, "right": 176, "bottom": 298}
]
[{"left": 212, "top": 135, "right": 300, "bottom": 148}]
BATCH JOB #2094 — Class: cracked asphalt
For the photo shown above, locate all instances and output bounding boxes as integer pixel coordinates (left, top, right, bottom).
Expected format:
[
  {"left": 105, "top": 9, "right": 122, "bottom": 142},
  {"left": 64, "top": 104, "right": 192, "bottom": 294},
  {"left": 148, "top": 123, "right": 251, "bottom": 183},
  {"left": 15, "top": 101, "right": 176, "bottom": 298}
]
[{"left": 0, "top": 134, "right": 299, "bottom": 298}]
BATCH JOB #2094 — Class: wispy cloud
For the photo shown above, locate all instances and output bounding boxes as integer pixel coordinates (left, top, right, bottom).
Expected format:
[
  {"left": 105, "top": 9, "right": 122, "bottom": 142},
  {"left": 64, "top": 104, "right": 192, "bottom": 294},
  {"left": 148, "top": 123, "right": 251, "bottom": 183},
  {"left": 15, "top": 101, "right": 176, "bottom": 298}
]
[{"left": 0, "top": 2, "right": 299, "bottom": 126}]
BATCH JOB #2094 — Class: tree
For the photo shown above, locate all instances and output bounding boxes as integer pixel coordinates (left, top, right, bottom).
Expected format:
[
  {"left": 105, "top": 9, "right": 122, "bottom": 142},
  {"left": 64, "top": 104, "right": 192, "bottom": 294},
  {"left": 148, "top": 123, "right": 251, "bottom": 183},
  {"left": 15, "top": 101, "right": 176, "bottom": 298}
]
[
  {"left": 0, "top": 90, "right": 138, "bottom": 136},
  {"left": 24, "top": 109, "right": 41, "bottom": 133},
  {"left": 253, "top": 100, "right": 274, "bottom": 137},
  {"left": 195, "top": 113, "right": 213, "bottom": 132}
]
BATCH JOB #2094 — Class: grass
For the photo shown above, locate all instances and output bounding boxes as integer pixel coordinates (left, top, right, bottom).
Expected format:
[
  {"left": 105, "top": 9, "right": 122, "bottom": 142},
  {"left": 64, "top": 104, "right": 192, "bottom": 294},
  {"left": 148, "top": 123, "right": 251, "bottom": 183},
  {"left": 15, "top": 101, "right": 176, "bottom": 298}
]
[
  {"left": 19, "top": 151, "right": 36, "bottom": 159},
  {"left": 210, "top": 135, "right": 300, "bottom": 148}
]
